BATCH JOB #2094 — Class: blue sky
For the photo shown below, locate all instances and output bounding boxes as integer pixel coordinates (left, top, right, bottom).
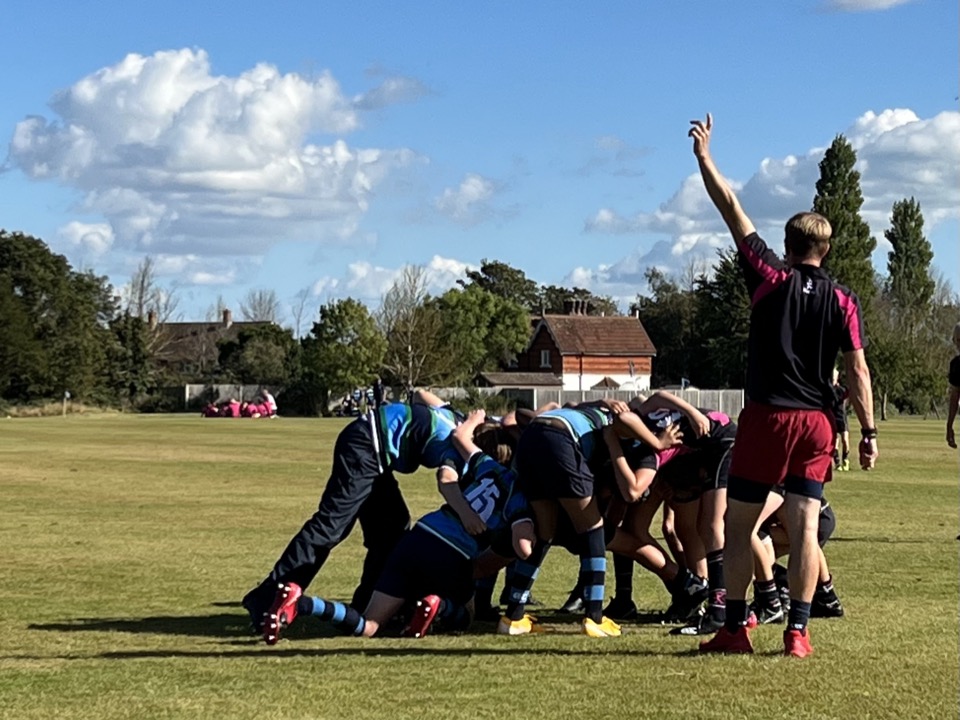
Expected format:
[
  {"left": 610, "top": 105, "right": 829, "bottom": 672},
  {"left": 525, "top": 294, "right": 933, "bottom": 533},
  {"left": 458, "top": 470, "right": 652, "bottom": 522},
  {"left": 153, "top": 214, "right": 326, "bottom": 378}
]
[{"left": 1, "top": 0, "right": 957, "bottom": 328}]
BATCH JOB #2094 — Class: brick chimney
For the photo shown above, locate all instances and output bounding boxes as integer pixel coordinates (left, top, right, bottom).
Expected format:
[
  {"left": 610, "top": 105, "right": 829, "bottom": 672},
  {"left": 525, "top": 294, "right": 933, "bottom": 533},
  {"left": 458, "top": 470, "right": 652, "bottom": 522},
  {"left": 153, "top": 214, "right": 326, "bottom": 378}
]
[
  {"left": 147, "top": 309, "right": 158, "bottom": 330},
  {"left": 223, "top": 308, "right": 233, "bottom": 328}
]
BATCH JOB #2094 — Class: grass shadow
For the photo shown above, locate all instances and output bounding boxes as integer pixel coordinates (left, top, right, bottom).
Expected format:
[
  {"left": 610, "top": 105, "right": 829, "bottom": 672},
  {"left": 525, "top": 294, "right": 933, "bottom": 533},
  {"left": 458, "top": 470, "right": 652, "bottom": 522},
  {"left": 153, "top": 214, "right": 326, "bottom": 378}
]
[
  {"left": 29, "top": 613, "right": 252, "bottom": 639},
  {"left": 8, "top": 646, "right": 701, "bottom": 662}
]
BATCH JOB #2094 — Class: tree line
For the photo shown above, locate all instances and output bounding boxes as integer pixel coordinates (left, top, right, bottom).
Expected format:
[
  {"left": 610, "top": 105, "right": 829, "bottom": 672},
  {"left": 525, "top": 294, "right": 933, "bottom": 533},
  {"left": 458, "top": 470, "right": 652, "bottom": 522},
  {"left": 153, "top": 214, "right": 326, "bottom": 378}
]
[{"left": 0, "top": 136, "right": 955, "bottom": 416}]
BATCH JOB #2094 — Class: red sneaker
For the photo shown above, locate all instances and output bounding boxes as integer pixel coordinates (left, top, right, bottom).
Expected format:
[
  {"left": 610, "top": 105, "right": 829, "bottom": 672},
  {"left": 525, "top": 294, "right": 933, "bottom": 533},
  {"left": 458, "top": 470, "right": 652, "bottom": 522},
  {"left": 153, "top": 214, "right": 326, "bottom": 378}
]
[
  {"left": 263, "top": 582, "right": 302, "bottom": 646},
  {"left": 403, "top": 595, "right": 442, "bottom": 638},
  {"left": 783, "top": 628, "right": 814, "bottom": 658},
  {"left": 699, "top": 626, "right": 754, "bottom": 654}
]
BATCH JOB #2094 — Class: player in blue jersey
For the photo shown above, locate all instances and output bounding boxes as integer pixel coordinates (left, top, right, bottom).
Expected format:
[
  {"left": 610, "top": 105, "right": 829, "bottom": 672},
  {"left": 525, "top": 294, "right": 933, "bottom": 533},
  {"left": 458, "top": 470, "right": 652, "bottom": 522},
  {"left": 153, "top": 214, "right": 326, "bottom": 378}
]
[
  {"left": 242, "top": 389, "right": 465, "bottom": 632},
  {"left": 261, "top": 410, "right": 535, "bottom": 643},
  {"left": 500, "top": 400, "right": 683, "bottom": 637}
]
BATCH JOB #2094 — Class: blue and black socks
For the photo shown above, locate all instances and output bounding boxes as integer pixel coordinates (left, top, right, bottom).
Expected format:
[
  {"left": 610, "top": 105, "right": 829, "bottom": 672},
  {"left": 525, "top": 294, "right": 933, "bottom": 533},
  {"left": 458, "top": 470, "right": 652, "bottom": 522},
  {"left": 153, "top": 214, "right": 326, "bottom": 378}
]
[
  {"left": 505, "top": 542, "right": 551, "bottom": 621},
  {"left": 297, "top": 596, "right": 367, "bottom": 636},
  {"left": 579, "top": 526, "right": 607, "bottom": 623}
]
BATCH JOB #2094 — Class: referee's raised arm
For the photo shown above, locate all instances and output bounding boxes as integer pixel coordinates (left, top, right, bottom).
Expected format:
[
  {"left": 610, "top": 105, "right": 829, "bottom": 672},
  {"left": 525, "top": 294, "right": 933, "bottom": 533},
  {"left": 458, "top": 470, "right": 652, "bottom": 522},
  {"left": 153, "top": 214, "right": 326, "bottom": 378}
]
[{"left": 689, "top": 114, "right": 756, "bottom": 247}]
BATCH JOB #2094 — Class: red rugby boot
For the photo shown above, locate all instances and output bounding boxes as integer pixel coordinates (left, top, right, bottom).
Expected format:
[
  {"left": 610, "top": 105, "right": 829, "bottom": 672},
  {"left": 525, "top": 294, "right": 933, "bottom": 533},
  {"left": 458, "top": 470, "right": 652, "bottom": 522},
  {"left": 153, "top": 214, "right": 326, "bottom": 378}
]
[
  {"left": 263, "top": 582, "right": 302, "bottom": 646},
  {"left": 699, "top": 626, "right": 754, "bottom": 654},
  {"left": 403, "top": 595, "right": 442, "bottom": 638},
  {"left": 783, "top": 627, "right": 814, "bottom": 658}
]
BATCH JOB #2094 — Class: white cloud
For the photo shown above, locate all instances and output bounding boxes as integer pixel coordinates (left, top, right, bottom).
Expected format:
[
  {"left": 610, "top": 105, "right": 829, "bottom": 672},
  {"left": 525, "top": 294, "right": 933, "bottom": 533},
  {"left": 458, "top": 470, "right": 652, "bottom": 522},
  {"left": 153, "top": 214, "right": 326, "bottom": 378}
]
[
  {"left": 579, "top": 108, "right": 960, "bottom": 300},
  {"left": 311, "top": 254, "right": 473, "bottom": 303},
  {"left": 58, "top": 221, "right": 115, "bottom": 255},
  {"left": 8, "top": 48, "right": 422, "bottom": 281},
  {"left": 822, "top": 0, "right": 916, "bottom": 11},
  {"left": 434, "top": 173, "right": 498, "bottom": 225},
  {"left": 353, "top": 75, "right": 431, "bottom": 110}
]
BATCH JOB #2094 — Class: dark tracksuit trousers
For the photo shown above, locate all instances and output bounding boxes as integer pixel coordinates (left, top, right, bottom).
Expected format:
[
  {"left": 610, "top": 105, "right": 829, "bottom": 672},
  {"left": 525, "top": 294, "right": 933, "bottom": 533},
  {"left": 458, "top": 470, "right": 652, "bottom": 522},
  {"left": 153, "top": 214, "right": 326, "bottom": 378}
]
[{"left": 244, "top": 417, "right": 410, "bottom": 617}]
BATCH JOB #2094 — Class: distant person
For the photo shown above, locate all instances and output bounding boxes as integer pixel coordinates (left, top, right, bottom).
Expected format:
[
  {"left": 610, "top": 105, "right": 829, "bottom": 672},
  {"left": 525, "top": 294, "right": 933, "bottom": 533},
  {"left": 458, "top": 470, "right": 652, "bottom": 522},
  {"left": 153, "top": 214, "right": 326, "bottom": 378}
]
[
  {"left": 831, "top": 369, "right": 851, "bottom": 471},
  {"left": 262, "top": 389, "right": 278, "bottom": 417},
  {"left": 946, "top": 322, "right": 960, "bottom": 450},
  {"left": 689, "top": 113, "right": 877, "bottom": 659},
  {"left": 373, "top": 377, "right": 385, "bottom": 408},
  {"left": 202, "top": 402, "right": 220, "bottom": 418}
]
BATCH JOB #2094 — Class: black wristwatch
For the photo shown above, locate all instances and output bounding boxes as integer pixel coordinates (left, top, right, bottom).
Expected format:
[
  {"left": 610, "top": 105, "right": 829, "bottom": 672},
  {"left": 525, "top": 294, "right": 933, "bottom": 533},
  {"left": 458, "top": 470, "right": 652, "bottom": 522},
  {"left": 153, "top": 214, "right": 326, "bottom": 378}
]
[{"left": 861, "top": 427, "right": 878, "bottom": 439}]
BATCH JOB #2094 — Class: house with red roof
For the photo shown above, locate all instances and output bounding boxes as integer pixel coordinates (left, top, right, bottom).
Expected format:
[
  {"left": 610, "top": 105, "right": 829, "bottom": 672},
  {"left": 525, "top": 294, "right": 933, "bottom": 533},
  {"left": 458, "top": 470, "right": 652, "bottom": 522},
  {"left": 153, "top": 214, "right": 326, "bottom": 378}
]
[{"left": 514, "top": 301, "right": 657, "bottom": 391}]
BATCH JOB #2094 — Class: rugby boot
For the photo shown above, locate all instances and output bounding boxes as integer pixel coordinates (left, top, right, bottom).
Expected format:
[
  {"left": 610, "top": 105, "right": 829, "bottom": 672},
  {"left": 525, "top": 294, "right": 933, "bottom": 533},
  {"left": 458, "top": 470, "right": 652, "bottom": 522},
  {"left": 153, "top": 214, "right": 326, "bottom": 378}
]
[
  {"left": 582, "top": 616, "right": 622, "bottom": 638},
  {"left": 783, "top": 627, "right": 814, "bottom": 658},
  {"left": 699, "top": 626, "right": 754, "bottom": 654},
  {"left": 263, "top": 582, "right": 302, "bottom": 645},
  {"left": 664, "top": 574, "right": 709, "bottom": 624},
  {"left": 559, "top": 586, "right": 585, "bottom": 614},
  {"left": 602, "top": 596, "right": 638, "bottom": 621},
  {"left": 811, "top": 589, "right": 845, "bottom": 618},
  {"left": 497, "top": 614, "right": 544, "bottom": 636},
  {"left": 402, "top": 595, "right": 441, "bottom": 638}
]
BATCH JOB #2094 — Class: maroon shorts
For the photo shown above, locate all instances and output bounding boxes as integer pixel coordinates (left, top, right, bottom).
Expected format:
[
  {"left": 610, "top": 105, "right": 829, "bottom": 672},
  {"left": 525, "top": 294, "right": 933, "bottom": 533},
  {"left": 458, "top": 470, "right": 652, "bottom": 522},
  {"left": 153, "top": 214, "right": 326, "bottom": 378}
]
[{"left": 729, "top": 402, "right": 834, "bottom": 487}]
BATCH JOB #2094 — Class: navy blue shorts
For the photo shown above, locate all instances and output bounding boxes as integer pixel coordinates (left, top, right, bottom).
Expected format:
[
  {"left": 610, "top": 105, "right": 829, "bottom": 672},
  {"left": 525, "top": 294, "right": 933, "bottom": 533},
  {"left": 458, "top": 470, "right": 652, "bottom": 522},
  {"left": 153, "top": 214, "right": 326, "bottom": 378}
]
[
  {"left": 375, "top": 526, "right": 474, "bottom": 606},
  {"left": 516, "top": 423, "right": 595, "bottom": 500}
]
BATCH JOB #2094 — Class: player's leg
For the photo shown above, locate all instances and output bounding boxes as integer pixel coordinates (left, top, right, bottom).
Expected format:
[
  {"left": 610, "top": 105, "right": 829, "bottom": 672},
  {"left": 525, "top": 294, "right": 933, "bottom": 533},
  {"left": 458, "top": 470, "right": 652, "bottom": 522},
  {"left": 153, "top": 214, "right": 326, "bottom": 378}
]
[
  {"left": 697, "top": 453, "right": 730, "bottom": 633},
  {"left": 780, "top": 409, "right": 835, "bottom": 657},
  {"left": 557, "top": 494, "right": 621, "bottom": 637},
  {"left": 812, "top": 503, "right": 844, "bottom": 617},
  {"left": 750, "top": 490, "right": 786, "bottom": 624},
  {"left": 500, "top": 499, "right": 554, "bottom": 635},
  {"left": 700, "top": 404, "right": 787, "bottom": 654},
  {"left": 243, "top": 418, "right": 380, "bottom": 629},
  {"left": 661, "top": 504, "right": 686, "bottom": 569},
  {"left": 672, "top": 499, "right": 707, "bottom": 580},
  {"left": 353, "top": 471, "right": 410, "bottom": 611},
  {"left": 603, "top": 552, "right": 638, "bottom": 620}
]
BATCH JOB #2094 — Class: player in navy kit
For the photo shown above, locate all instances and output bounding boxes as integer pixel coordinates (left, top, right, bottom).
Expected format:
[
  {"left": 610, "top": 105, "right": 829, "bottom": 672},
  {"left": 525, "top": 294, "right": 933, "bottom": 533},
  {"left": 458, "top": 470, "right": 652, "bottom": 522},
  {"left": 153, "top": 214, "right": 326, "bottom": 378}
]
[
  {"left": 242, "top": 390, "right": 464, "bottom": 631},
  {"left": 690, "top": 114, "right": 877, "bottom": 659},
  {"left": 262, "top": 410, "right": 535, "bottom": 642},
  {"left": 500, "top": 401, "right": 682, "bottom": 637}
]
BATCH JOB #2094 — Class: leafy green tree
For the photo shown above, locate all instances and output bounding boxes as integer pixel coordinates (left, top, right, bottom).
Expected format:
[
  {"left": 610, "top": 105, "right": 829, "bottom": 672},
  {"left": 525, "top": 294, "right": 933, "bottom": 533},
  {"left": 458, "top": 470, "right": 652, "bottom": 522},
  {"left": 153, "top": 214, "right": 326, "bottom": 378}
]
[
  {"left": 0, "top": 231, "right": 117, "bottom": 401},
  {"left": 692, "top": 249, "right": 750, "bottom": 387},
  {"left": 107, "top": 311, "right": 156, "bottom": 407},
  {"left": 434, "top": 284, "right": 530, "bottom": 382},
  {"left": 0, "top": 273, "right": 43, "bottom": 399},
  {"left": 633, "top": 268, "right": 700, "bottom": 386},
  {"left": 218, "top": 324, "right": 299, "bottom": 386},
  {"left": 885, "top": 197, "right": 934, "bottom": 323},
  {"left": 812, "top": 135, "right": 877, "bottom": 310},
  {"left": 460, "top": 260, "right": 540, "bottom": 311},
  {"left": 300, "top": 298, "right": 386, "bottom": 412},
  {"left": 379, "top": 265, "right": 456, "bottom": 388}
]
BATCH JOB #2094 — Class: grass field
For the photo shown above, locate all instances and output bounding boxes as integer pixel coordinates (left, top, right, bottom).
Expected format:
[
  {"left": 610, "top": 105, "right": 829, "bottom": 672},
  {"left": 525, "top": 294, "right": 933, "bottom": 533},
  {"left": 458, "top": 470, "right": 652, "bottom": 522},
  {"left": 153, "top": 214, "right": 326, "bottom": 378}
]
[{"left": 1, "top": 414, "right": 957, "bottom": 720}]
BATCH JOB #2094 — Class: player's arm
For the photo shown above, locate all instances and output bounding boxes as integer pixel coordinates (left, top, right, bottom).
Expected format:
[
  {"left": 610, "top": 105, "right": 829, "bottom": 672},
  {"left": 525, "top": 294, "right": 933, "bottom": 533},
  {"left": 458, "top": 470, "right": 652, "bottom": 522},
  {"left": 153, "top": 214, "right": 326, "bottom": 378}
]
[
  {"left": 689, "top": 113, "right": 756, "bottom": 247},
  {"left": 436, "top": 463, "right": 487, "bottom": 536},
  {"left": 843, "top": 348, "right": 878, "bottom": 469},
  {"left": 639, "top": 390, "right": 711, "bottom": 438},
  {"left": 611, "top": 410, "right": 682, "bottom": 451},
  {"left": 604, "top": 426, "right": 656, "bottom": 502},
  {"left": 451, "top": 409, "right": 486, "bottom": 460}
]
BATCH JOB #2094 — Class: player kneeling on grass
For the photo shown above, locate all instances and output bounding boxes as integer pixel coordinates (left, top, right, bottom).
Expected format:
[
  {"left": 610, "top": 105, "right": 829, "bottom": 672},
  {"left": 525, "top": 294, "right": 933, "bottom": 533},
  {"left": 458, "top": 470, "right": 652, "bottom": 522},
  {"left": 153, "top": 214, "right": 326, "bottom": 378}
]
[{"left": 263, "top": 410, "right": 535, "bottom": 643}]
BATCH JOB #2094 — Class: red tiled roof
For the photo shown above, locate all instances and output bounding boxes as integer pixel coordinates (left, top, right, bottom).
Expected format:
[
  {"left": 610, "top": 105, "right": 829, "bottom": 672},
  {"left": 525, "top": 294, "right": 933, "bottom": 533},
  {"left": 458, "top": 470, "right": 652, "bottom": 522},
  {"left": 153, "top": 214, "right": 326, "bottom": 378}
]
[{"left": 539, "top": 315, "right": 656, "bottom": 356}]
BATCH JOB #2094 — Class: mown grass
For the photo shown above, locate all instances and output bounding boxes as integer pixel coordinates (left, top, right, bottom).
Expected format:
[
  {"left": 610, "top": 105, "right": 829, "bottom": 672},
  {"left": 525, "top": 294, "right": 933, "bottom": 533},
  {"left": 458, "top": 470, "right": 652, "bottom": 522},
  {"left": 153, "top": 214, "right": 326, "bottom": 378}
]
[{"left": 0, "top": 415, "right": 957, "bottom": 719}]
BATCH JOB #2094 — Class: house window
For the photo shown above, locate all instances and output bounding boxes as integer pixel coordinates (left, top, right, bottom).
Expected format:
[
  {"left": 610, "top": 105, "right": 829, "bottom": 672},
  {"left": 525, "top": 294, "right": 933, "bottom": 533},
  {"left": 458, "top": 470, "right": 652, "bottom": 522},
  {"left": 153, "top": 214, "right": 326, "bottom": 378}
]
[{"left": 539, "top": 349, "right": 551, "bottom": 368}]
